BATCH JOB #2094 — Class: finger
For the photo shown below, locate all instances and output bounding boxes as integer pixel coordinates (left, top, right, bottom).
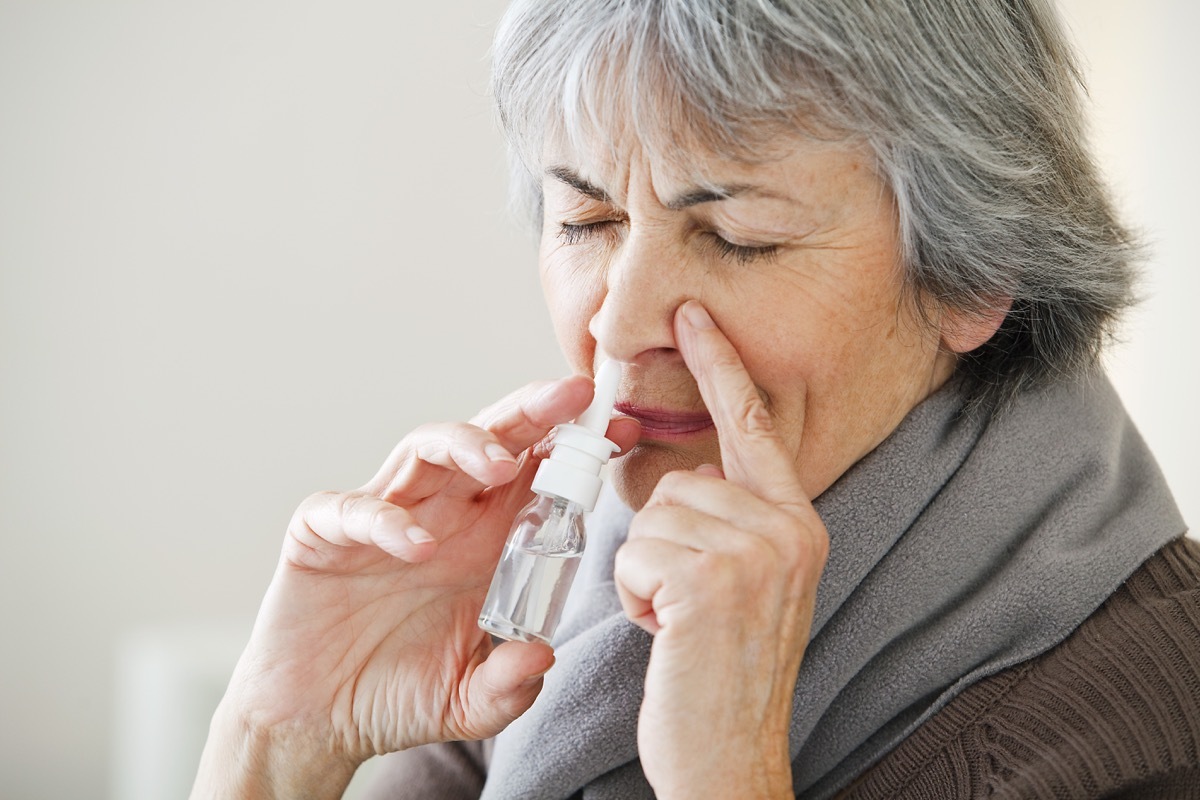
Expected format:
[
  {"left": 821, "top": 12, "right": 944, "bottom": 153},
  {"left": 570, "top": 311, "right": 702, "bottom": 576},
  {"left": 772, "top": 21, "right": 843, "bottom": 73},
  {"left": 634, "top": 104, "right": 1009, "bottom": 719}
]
[
  {"left": 361, "top": 376, "right": 590, "bottom": 499},
  {"left": 398, "top": 415, "right": 635, "bottom": 508},
  {"left": 642, "top": 469, "right": 782, "bottom": 534},
  {"left": 674, "top": 301, "right": 808, "bottom": 507},
  {"left": 471, "top": 375, "right": 595, "bottom": 453},
  {"left": 616, "top": 535, "right": 743, "bottom": 635},
  {"left": 614, "top": 537, "right": 684, "bottom": 634},
  {"left": 605, "top": 415, "right": 642, "bottom": 457},
  {"left": 640, "top": 471, "right": 829, "bottom": 578},
  {"left": 463, "top": 640, "right": 555, "bottom": 739},
  {"left": 627, "top": 502, "right": 746, "bottom": 554},
  {"left": 288, "top": 490, "right": 437, "bottom": 562},
  {"left": 378, "top": 422, "right": 522, "bottom": 505}
]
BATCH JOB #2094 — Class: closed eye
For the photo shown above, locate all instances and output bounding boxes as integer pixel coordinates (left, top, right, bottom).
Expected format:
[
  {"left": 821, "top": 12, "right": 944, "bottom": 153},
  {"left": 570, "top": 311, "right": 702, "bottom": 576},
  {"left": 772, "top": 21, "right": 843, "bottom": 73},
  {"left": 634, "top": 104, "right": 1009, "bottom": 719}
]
[
  {"left": 708, "top": 235, "right": 779, "bottom": 266},
  {"left": 557, "top": 221, "right": 618, "bottom": 245},
  {"left": 557, "top": 222, "right": 779, "bottom": 266}
]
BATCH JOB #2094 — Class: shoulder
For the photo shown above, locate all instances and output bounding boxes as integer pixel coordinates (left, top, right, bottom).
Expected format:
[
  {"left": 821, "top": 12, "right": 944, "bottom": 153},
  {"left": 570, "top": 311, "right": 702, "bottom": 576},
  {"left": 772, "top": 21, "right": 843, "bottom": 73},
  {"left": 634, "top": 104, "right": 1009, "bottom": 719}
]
[{"left": 840, "top": 537, "right": 1200, "bottom": 800}]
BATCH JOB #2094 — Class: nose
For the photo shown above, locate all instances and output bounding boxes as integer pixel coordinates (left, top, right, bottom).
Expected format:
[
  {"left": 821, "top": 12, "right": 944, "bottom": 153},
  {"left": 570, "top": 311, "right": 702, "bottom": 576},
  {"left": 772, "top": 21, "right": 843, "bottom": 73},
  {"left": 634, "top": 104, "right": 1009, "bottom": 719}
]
[{"left": 588, "top": 226, "right": 692, "bottom": 366}]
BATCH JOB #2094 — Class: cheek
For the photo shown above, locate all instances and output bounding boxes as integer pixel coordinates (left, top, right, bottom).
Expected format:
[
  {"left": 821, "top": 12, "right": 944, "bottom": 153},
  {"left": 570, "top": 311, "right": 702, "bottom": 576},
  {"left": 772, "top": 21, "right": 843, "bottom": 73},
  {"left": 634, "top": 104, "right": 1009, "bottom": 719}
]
[
  {"left": 540, "top": 240, "right": 607, "bottom": 369},
  {"left": 707, "top": 272, "right": 931, "bottom": 463}
]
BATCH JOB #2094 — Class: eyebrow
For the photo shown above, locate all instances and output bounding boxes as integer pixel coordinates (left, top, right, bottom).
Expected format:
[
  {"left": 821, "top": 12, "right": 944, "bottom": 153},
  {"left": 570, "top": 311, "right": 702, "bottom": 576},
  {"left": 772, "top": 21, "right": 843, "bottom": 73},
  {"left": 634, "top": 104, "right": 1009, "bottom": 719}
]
[
  {"left": 545, "top": 166, "right": 613, "bottom": 204},
  {"left": 545, "top": 165, "right": 758, "bottom": 210}
]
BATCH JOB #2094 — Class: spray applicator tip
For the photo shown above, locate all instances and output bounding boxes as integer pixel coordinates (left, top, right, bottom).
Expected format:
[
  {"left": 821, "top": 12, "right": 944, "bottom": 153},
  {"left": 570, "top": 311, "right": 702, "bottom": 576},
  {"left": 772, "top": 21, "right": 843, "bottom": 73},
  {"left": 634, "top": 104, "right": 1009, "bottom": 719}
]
[
  {"left": 576, "top": 360, "right": 622, "bottom": 435},
  {"left": 529, "top": 360, "right": 621, "bottom": 512}
]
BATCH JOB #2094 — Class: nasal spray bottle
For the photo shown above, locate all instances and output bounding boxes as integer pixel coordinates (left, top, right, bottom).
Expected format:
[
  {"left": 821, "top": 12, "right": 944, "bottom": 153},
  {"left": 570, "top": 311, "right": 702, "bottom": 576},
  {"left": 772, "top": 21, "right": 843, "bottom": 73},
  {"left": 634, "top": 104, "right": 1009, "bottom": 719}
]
[{"left": 478, "top": 360, "right": 621, "bottom": 645}]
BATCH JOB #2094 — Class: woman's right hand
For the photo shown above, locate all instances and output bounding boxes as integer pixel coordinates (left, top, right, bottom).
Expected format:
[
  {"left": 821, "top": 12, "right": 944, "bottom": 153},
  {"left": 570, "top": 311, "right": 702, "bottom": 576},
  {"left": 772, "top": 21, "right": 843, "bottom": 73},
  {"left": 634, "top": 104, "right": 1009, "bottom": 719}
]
[{"left": 191, "top": 374, "right": 639, "bottom": 800}]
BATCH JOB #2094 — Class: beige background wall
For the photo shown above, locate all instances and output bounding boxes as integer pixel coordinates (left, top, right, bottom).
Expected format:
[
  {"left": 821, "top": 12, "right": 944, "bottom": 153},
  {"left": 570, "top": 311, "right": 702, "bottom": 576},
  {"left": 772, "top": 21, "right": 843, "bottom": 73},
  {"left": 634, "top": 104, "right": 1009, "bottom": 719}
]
[{"left": 0, "top": 2, "right": 1194, "bottom": 799}]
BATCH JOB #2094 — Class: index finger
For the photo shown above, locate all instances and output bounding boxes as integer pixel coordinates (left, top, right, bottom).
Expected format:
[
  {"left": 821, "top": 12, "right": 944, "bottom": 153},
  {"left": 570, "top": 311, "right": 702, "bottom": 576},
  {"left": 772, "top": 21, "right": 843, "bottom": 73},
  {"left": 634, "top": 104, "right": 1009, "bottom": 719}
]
[
  {"left": 674, "top": 301, "right": 808, "bottom": 507},
  {"left": 471, "top": 375, "right": 596, "bottom": 453},
  {"left": 472, "top": 374, "right": 640, "bottom": 458},
  {"left": 358, "top": 377, "right": 591, "bottom": 498}
]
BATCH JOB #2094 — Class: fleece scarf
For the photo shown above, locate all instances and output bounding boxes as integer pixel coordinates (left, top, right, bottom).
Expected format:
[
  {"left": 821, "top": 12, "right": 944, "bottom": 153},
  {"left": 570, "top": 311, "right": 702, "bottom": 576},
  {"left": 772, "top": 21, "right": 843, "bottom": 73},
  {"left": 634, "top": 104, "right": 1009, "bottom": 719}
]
[{"left": 481, "top": 372, "right": 1186, "bottom": 799}]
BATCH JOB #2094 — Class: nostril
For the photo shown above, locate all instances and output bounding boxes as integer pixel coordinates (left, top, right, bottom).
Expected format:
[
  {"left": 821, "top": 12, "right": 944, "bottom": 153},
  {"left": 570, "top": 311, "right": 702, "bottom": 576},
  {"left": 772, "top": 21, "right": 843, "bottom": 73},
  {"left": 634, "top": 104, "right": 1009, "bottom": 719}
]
[{"left": 591, "top": 307, "right": 676, "bottom": 351}]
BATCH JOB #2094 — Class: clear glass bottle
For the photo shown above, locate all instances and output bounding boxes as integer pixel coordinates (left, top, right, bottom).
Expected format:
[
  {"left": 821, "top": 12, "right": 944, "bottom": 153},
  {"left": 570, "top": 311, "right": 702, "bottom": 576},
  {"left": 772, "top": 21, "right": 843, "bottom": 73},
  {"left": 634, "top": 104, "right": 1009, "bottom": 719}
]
[
  {"left": 478, "top": 493, "right": 586, "bottom": 644},
  {"left": 478, "top": 360, "right": 621, "bottom": 646}
]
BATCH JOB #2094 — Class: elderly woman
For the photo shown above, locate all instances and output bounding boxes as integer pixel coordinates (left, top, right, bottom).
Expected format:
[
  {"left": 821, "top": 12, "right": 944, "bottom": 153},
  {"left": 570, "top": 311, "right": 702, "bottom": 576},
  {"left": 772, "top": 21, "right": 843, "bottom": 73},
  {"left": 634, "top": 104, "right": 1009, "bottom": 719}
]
[{"left": 192, "top": 1, "right": 1198, "bottom": 798}]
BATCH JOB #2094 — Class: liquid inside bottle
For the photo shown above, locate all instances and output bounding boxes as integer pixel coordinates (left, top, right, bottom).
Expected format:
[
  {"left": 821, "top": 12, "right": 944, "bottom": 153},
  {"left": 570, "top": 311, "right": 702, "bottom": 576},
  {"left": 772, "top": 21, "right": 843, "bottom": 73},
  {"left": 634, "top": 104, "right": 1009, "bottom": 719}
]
[{"left": 478, "top": 494, "right": 585, "bottom": 645}]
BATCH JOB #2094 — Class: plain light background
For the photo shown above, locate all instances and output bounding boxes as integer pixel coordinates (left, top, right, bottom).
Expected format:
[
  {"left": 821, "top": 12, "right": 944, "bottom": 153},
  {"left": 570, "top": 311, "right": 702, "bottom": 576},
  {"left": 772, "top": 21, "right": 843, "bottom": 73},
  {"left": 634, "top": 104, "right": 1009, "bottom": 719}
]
[{"left": 0, "top": 2, "right": 1194, "bottom": 798}]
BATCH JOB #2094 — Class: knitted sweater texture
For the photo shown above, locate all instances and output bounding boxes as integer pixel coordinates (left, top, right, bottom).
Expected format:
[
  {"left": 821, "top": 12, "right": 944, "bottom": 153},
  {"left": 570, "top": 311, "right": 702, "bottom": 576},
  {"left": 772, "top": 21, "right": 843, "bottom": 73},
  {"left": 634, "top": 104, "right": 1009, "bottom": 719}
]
[{"left": 837, "top": 536, "right": 1200, "bottom": 799}]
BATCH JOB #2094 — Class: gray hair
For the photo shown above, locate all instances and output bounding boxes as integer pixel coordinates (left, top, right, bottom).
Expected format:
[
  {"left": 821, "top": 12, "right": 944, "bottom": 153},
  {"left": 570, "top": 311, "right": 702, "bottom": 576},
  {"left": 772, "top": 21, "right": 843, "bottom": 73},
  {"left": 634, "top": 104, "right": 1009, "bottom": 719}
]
[{"left": 491, "top": 0, "right": 1139, "bottom": 410}]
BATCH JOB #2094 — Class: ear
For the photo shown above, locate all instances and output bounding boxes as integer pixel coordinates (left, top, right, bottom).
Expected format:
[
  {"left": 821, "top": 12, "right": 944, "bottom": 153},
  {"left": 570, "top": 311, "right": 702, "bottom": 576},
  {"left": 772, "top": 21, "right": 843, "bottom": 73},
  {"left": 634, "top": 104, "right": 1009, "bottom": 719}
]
[{"left": 939, "top": 297, "right": 1012, "bottom": 354}]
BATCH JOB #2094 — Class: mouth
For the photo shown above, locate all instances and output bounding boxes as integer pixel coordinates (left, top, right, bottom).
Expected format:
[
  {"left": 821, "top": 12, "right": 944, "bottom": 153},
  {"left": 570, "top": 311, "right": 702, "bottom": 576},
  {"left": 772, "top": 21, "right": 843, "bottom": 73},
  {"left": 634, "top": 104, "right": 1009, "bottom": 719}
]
[{"left": 614, "top": 402, "right": 715, "bottom": 443}]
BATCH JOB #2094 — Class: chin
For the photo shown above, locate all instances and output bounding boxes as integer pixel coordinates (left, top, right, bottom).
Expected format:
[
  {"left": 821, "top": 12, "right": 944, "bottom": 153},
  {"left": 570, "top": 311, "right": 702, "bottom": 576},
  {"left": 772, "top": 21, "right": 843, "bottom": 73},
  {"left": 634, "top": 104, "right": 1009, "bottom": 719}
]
[{"left": 608, "top": 442, "right": 711, "bottom": 511}]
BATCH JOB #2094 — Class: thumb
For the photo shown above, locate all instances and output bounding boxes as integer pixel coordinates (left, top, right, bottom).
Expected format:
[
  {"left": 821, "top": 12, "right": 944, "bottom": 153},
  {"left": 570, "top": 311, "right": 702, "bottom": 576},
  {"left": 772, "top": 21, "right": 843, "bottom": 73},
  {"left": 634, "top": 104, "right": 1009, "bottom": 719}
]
[{"left": 462, "top": 641, "right": 555, "bottom": 738}]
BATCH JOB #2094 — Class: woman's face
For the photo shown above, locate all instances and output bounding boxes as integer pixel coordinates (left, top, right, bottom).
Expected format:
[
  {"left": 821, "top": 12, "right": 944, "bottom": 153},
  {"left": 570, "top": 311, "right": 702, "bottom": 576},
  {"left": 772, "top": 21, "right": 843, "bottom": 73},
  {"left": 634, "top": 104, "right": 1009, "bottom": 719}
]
[{"left": 539, "top": 132, "right": 961, "bottom": 510}]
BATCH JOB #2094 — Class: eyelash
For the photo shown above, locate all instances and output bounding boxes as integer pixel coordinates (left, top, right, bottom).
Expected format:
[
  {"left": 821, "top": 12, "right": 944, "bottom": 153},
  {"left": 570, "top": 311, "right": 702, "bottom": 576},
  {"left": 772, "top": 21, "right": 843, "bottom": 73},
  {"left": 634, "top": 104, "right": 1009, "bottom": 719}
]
[
  {"left": 556, "top": 222, "right": 779, "bottom": 266},
  {"left": 557, "top": 222, "right": 608, "bottom": 247}
]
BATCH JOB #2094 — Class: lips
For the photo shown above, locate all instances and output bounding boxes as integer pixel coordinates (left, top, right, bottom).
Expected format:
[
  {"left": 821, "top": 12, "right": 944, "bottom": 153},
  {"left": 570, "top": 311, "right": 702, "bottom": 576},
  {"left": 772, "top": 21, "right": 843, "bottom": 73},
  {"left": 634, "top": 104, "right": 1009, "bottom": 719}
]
[{"left": 614, "top": 402, "right": 715, "bottom": 442}]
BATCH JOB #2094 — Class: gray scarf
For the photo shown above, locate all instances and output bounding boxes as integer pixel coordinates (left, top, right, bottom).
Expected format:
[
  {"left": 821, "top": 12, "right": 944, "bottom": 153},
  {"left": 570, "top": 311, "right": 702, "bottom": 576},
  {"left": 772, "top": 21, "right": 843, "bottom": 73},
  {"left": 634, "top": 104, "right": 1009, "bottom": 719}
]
[{"left": 481, "top": 372, "right": 1186, "bottom": 799}]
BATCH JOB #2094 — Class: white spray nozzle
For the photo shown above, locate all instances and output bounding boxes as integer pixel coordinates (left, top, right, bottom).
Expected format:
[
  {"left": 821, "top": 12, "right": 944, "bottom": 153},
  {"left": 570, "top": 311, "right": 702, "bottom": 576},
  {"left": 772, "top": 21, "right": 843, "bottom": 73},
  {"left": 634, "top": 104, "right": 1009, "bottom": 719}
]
[
  {"left": 529, "top": 360, "right": 622, "bottom": 512},
  {"left": 576, "top": 359, "right": 621, "bottom": 434}
]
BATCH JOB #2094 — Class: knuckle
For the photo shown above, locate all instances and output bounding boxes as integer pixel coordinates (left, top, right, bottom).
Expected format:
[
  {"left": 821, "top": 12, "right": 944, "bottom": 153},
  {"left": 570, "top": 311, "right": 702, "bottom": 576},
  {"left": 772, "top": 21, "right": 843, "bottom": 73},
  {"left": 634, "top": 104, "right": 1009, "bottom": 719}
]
[
  {"left": 288, "top": 490, "right": 344, "bottom": 541},
  {"left": 338, "top": 489, "right": 384, "bottom": 522},
  {"left": 411, "top": 427, "right": 464, "bottom": 463},
  {"left": 625, "top": 514, "right": 647, "bottom": 542},
  {"left": 362, "top": 499, "right": 390, "bottom": 535},
  {"left": 709, "top": 347, "right": 744, "bottom": 375},
  {"left": 469, "top": 399, "right": 503, "bottom": 429},
  {"left": 779, "top": 521, "right": 830, "bottom": 581},
  {"left": 414, "top": 421, "right": 478, "bottom": 447},
  {"left": 445, "top": 422, "right": 486, "bottom": 454},
  {"left": 332, "top": 490, "right": 361, "bottom": 522},
  {"left": 729, "top": 530, "right": 775, "bottom": 569},
  {"left": 531, "top": 431, "right": 556, "bottom": 460},
  {"left": 626, "top": 505, "right": 668, "bottom": 540},
  {"left": 408, "top": 421, "right": 444, "bottom": 440},
  {"left": 451, "top": 420, "right": 486, "bottom": 440},
  {"left": 689, "top": 549, "right": 719, "bottom": 579},
  {"left": 692, "top": 550, "right": 738, "bottom": 591},
  {"left": 304, "top": 488, "right": 340, "bottom": 507},
  {"left": 294, "top": 489, "right": 338, "bottom": 521},
  {"left": 736, "top": 395, "right": 775, "bottom": 437},
  {"left": 806, "top": 525, "right": 831, "bottom": 569},
  {"left": 613, "top": 540, "right": 640, "bottom": 577},
  {"left": 648, "top": 469, "right": 694, "bottom": 504}
]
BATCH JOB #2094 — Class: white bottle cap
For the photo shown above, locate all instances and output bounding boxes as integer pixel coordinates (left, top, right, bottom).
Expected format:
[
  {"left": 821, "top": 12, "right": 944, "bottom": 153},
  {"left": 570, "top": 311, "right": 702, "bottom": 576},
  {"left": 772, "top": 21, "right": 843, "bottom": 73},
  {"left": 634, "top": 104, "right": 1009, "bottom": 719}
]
[{"left": 531, "top": 360, "right": 621, "bottom": 512}]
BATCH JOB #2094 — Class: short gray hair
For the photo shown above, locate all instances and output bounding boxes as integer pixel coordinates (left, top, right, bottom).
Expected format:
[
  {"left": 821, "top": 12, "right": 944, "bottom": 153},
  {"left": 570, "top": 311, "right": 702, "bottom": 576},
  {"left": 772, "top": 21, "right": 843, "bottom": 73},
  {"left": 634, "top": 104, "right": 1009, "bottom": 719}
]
[{"left": 491, "top": 0, "right": 1138, "bottom": 410}]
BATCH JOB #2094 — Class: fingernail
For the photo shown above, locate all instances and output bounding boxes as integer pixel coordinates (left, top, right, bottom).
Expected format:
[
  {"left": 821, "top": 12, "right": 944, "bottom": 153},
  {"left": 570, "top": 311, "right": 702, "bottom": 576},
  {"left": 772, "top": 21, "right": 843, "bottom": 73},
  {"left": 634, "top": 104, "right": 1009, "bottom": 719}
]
[
  {"left": 682, "top": 301, "right": 714, "bottom": 329},
  {"left": 485, "top": 443, "right": 517, "bottom": 463},
  {"left": 406, "top": 526, "right": 435, "bottom": 544}
]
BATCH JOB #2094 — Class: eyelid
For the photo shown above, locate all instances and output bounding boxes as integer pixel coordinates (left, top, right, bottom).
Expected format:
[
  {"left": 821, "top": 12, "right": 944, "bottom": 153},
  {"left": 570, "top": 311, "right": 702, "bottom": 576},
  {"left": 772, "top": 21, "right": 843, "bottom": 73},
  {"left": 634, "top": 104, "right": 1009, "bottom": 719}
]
[
  {"left": 556, "top": 221, "right": 778, "bottom": 266},
  {"left": 707, "top": 233, "right": 779, "bottom": 265},
  {"left": 556, "top": 220, "right": 621, "bottom": 245}
]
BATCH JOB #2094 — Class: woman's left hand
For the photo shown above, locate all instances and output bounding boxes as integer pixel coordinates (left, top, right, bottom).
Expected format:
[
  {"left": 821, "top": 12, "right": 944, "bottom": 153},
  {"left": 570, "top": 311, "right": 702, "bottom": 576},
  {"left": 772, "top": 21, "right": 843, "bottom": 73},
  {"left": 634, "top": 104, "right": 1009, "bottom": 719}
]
[{"left": 614, "top": 301, "right": 830, "bottom": 799}]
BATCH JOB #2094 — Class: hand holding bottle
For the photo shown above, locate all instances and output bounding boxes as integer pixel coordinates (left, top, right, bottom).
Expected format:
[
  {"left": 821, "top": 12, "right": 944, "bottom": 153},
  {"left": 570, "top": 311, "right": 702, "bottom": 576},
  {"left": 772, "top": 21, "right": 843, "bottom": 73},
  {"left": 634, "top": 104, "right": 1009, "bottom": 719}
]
[{"left": 191, "top": 376, "right": 638, "bottom": 800}]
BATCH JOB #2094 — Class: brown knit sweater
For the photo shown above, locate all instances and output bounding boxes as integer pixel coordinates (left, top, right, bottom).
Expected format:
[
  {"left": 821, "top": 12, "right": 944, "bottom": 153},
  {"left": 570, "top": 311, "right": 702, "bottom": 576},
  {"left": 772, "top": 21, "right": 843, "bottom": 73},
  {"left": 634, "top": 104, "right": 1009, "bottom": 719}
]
[
  {"left": 837, "top": 536, "right": 1200, "bottom": 800},
  {"left": 366, "top": 538, "right": 1200, "bottom": 799}
]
